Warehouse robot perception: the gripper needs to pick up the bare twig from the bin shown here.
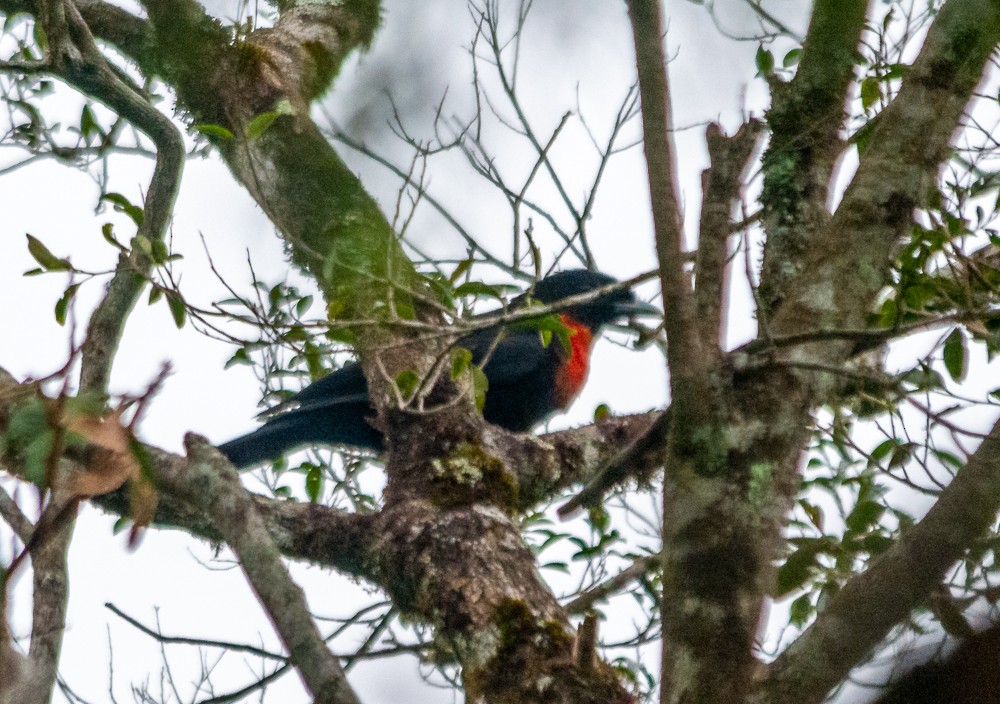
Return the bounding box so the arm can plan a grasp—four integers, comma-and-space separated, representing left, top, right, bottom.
565, 551, 662, 614
105, 602, 288, 662
0, 485, 33, 544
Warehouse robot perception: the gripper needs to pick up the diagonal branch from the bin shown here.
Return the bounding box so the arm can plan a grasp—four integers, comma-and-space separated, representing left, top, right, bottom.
54, 3, 186, 393
180, 436, 359, 704
770, 0, 1000, 363
0, 366, 658, 569
557, 408, 669, 517
752, 414, 1000, 704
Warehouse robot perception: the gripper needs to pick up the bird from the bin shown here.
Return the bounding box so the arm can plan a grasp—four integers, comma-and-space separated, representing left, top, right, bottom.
218, 270, 658, 467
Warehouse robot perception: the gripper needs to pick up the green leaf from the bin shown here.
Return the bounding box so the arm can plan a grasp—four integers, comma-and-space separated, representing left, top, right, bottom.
102, 223, 126, 251
100, 193, 144, 226
423, 272, 457, 309
755, 45, 774, 77
283, 325, 309, 342
799, 499, 823, 531
900, 364, 945, 392
80, 104, 103, 143
782, 48, 802, 68
775, 543, 820, 597
860, 77, 880, 111
850, 118, 879, 156
455, 281, 505, 299
165, 291, 187, 328
451, 347, 473, 380
148, 286, 163, 305
513, 314, 572, 353
225, 347, 253, 369
870, 438, 898, 465
789, 594, 813, 627
888, 442, 913, 469
943, 328, 967, 382
246, 102, 294, 141
192, 123, 235, 140
587, 506, 610, 532
26, 234, 70, 271
862, 534, 893, 555
541, 561, 569, 574
295, 295, 314, 317
246, 112, 279, 140
305, 463, 323, 503
449, 258, 473, 284
150, 238, 169, 264
23, 432, 54, 487
471, 365, 489, 412
134, 235, 153, 257
4, 397, 49, 449
395, 369, 420, 401
845, 500, 884, 533
325, 326, 356, 345
54, 283, 80, 325
593, 403, 610, 421
33, 19, 48, 51
112, 516, 132, 535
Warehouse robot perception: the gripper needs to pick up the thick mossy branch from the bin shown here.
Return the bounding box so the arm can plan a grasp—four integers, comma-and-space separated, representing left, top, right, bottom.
0, 368, 659, 571
758, 0, 869, 318
17, 0, 411, 315
369, 502, 633, 704
771, 0, 1000, 366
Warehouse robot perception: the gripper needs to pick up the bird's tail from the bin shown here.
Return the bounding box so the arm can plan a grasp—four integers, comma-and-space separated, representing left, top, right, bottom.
217, 417, 317, 469
217, 402, 382, 468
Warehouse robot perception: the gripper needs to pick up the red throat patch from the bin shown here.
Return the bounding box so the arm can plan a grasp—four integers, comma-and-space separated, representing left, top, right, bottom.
554, 314, 594, 408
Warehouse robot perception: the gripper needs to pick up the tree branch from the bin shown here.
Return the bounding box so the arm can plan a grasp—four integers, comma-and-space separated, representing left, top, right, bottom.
771, 0, 1000, 362
0, 366, 658, 571
694, 119, 762, 350
564, 551, 661, 615
752, 414, 1000, 704
626, 0, 711, 414
179, 436, 359, 704
758, 0, 870, 317
557, 408, 669, 517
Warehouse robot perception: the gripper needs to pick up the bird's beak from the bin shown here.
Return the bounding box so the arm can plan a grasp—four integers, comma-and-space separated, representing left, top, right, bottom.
612, 300, 660, 319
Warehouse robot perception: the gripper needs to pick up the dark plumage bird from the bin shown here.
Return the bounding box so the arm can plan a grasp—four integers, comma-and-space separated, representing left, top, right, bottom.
219, 270, 657, 467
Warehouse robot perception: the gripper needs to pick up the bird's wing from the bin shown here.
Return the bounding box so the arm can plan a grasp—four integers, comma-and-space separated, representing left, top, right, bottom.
259, 361, 369, 418
221, 363, 379, 467
466, 327, 552, 383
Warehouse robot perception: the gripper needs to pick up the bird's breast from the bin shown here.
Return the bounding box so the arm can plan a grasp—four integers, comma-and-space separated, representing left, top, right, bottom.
553, 315, 594, 408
